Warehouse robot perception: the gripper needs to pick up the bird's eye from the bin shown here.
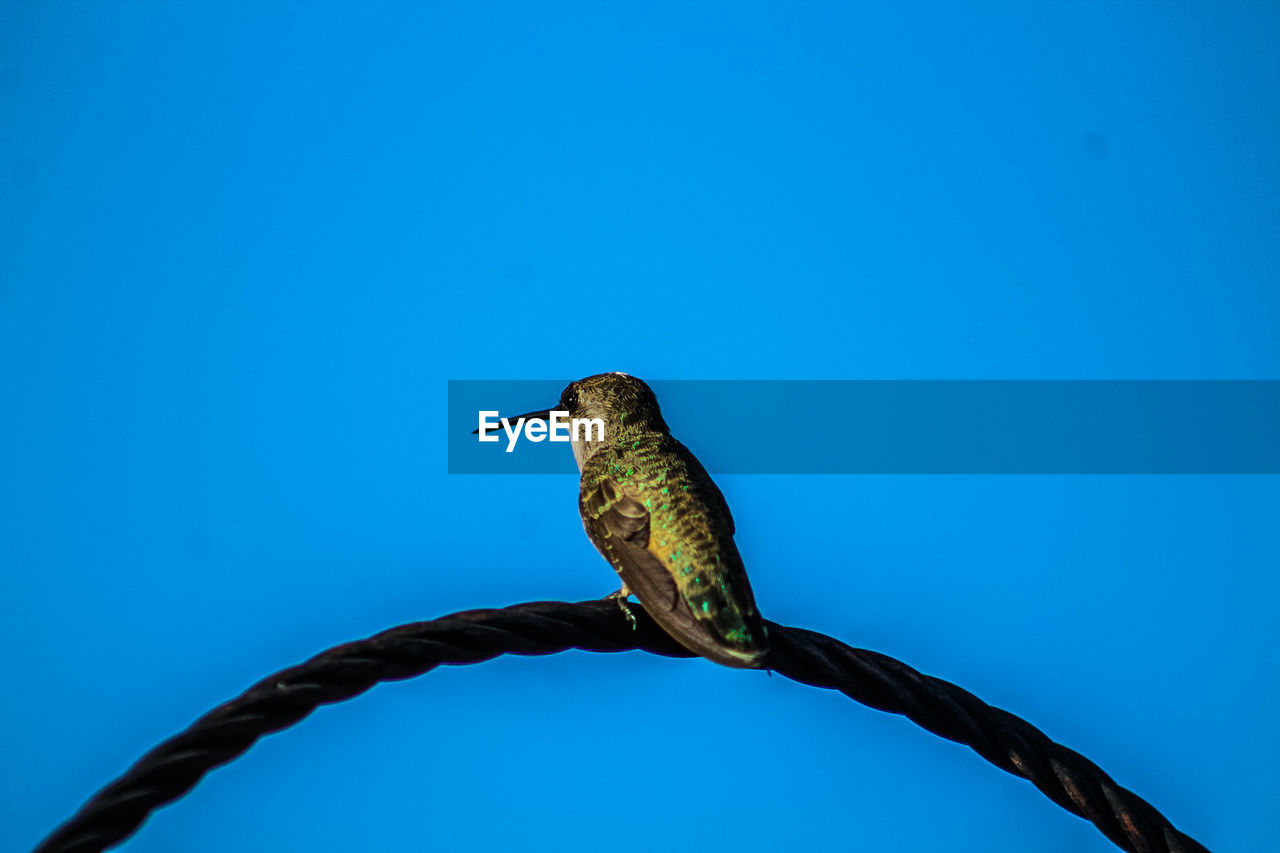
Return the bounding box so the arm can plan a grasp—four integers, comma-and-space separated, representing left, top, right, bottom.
563, 390, 578, 411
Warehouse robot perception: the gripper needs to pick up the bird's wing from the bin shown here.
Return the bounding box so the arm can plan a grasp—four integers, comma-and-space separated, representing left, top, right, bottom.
579, 469, 764, 668
579, 475, 681, 614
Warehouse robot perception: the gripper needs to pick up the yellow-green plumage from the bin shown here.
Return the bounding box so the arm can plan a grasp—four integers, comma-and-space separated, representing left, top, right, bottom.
567, 373, 769, 668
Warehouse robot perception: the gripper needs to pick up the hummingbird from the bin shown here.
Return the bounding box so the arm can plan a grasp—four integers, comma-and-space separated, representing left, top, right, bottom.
487, 372, 769, 669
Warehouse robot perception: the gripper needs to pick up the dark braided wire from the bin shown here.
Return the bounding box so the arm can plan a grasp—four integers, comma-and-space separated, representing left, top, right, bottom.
33, 600, 1209, 853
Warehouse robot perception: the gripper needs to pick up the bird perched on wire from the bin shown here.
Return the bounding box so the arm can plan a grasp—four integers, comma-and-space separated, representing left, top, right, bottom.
486, 372, 769, 668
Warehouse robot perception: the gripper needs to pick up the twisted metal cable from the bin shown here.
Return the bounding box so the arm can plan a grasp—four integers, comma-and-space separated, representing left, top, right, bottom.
34, 600, 1210, 853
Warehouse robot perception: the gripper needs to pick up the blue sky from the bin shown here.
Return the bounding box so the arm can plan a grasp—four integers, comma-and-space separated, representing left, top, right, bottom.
3, 3, 1277, 851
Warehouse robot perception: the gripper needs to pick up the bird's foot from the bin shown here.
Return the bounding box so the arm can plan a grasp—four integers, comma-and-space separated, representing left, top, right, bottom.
604, 587, 637, 630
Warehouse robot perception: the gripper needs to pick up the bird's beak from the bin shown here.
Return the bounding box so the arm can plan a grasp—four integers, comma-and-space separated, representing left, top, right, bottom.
471, 408, 554, 434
